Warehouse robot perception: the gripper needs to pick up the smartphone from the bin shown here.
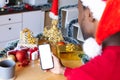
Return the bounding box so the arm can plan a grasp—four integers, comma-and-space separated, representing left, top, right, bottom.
38, 44, 54, 70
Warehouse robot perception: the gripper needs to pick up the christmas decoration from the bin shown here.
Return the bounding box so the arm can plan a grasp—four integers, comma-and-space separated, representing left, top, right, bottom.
28, 47, 39, 60
24, 3, 33, 10
18, 28, 38, 48
43, 0, 64, 43
66, 43, 76, 52
16, 50, 27, 62
49, 0, 58, 20
7, 48, 30, 67
43, 20, 64, 43
57, 41, 65, 46
57, 43, 82, 60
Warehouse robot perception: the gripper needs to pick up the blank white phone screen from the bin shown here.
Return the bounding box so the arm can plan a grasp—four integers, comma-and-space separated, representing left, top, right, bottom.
39, 44, 53, 70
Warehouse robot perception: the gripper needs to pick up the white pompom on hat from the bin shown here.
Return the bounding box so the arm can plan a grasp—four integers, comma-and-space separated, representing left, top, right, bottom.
49, 0, 58, 20
83, 37, 102, 58
81, 0, 106, 21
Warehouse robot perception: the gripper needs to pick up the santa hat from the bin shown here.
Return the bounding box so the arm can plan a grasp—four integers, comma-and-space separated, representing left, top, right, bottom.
49, 0, 58, 20
96, 0, 120, 45
81, 0, 106, 21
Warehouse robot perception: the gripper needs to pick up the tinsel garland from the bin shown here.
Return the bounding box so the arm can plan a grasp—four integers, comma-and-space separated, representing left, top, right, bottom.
0, 33, 80, 56
38, 3, 51, 11
67, 18, 78, 37
0, 40, 19, 57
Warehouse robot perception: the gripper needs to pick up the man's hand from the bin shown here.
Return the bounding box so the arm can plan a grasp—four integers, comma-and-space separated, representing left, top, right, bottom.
50, 54, 66, 74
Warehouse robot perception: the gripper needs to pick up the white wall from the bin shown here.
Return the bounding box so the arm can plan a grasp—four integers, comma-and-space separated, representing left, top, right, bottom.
59, 0, 78, 8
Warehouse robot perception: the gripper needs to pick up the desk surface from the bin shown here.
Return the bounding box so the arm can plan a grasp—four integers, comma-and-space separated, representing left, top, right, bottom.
0, 40, 82, 80
15, 59, 81, 80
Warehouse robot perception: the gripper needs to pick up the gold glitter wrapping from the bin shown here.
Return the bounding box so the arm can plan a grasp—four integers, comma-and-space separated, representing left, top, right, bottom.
43, 20, 64, 44
57, 43, 83, 60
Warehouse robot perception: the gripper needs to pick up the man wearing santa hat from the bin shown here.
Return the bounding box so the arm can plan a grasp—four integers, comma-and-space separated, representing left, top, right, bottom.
48, 0, 120, 80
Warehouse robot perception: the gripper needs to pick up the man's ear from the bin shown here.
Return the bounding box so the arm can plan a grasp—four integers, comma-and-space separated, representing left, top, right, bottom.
84, 8, 94, 22
88, 11, 94, 22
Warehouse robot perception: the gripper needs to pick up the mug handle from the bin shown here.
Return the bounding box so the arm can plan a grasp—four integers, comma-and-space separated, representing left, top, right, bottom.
5, 0, 9, 4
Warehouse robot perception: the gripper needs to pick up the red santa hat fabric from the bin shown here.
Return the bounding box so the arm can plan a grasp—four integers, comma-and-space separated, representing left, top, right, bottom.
81, 0, 106, 21
49, 0, 58, 20
96, 0, 120, 45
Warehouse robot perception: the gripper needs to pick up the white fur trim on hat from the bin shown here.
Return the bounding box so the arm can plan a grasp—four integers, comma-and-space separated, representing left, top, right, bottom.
49, 12, 58, 20
83, 37, 102, 58
81, 0, 106, 21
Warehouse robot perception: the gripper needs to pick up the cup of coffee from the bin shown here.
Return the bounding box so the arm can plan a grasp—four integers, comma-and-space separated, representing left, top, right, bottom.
0, 60, 16, 80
